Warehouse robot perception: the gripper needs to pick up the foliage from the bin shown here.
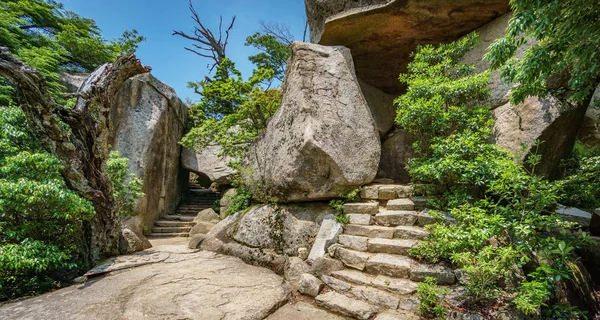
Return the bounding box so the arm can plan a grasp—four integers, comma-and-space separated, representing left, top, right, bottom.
328, 188, 361, 224
400, 36, 591, 316
225, 185, 253, 216
485, 0, 600, 104
106, 151, 144, 216
0, 106, 94, 300
417, 277, 448, 319
557, 142, 600, 211
212, 198, 220, 213
0, 0, 145, 104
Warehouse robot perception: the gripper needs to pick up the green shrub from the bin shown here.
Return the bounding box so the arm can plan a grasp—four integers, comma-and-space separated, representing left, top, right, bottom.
106, 151, 144, 216
226, 186, 253, 216
328, 188, 361, 224
417, 277, 448, 318
212, 198, 221, 213
558, 155, 600, 211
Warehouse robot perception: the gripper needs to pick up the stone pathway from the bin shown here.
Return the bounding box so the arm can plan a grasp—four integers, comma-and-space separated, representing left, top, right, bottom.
0, 239, 297, 320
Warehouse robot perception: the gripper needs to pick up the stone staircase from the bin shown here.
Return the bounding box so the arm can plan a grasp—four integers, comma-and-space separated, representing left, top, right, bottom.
149, 188, 220, 238
314, 184, 455, 320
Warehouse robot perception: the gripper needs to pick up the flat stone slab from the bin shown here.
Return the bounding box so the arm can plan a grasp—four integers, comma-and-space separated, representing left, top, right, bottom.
386, 199, 415, 211
339, 234, 369, 251
267, 302, 346, 320
315, 291, 377, 320
394, 226, 428, 240
331, 269, 417, 295
368, 238, 416, 255
308, 216, 343, 262
344, 202, 379, 214
556, 205, 593, 227
345, 224, 395, 238
85, 251, 170, 276
374, 211, 418, 226
348, 213, 372, 225
335, 247, 372, 270
410, 263, 456, 285
0, 250, 290, 320
365, 254, 413, 278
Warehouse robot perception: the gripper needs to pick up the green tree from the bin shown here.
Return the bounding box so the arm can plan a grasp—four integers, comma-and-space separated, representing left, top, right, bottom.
485, 0, 600, 105
0, 0, 145, 103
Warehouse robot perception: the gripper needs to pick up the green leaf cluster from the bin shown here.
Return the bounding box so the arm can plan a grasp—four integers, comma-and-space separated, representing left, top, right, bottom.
106, 151, 144, 217
485, 0, 600, 104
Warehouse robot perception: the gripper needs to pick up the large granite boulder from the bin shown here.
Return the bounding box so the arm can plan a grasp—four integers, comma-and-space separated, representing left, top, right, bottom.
109, 73, 188, 236
358, 79, 396, 137
202, 203, 334, 259
462, 13, 588, 178
305, 0, 510, 93
242, 42, 380, 202
181, 146, 234, 185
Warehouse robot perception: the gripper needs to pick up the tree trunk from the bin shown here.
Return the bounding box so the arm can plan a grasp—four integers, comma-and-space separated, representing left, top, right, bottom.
0, 47, 150, 265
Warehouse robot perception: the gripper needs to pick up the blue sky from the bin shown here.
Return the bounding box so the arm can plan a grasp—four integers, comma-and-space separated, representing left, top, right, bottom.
62, 0, 307, 101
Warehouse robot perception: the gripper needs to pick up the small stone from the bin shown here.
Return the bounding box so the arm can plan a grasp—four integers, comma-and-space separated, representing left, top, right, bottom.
416, 211, 436, 227
348, 214, 372, 225
73, 276, 87, 284
321, 275, 352, 292
307, 216, 343, 262
298, 273, 324, 297
298, 247, 309, 260
360, 186, 380, 200
285, 257, 311, 284
386, 199, 415, 211
338, 234, 369, 251
410, 263, 456, 285
188, 234, 206, 249
310, 256, 345, 277
327, 243, 341, 257
378, 186, 396, 200
344, 202, 379, 214
335, 247, 371, 270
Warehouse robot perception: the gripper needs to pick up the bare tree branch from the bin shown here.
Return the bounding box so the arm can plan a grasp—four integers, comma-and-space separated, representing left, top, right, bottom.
259, 20, 294, 46
172, 0, 235, 73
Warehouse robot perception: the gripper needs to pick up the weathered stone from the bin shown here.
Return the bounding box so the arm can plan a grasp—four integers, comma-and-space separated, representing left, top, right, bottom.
343, 202, 379, 214
267, 301, 346, 320
416, 211, 436, 227
378, 186, 396, 200
350, 285, 399, 309
307, 215, 343, 261
331, 269, 372, 286
219, 188, 236, 219
345, 224, 395, 239
321, 275, 352, 292
118, 228, 151, 254
310, 256, 345, 277
193, 208, 220, 224
232, 203, 334, 256
335, 247, 371, 270
111, 73, 187, 238
181, 146, 234, 185
348, 214, 372, 225
242, 42, 380, 202
358, 78, 396, 137
394, 226, 428, 240
298, 273, 324, 297
187, 234, 206, 249
394, 185, 413, 198
298, 247, 309, 260
556, 205, 593, 227
386, 199, 414, 211
315, 291, 377, 320
373, 211, 417, 227
338, 234, 369, 252
189, 222, 215, 237
365, 254, 412, 278
377, 128, 414, 184
360, 185, 379, 199
285, 257, 311, 284
410, 264, 456, 285
367, 238, 415, 255
220, 241, 287, 273
59, 71, 89, 93
372, 275, 418, 295
577, 87, 600, 146
0, 249, 290, 320
306, 0, 510, 93
375, 311, 419, 320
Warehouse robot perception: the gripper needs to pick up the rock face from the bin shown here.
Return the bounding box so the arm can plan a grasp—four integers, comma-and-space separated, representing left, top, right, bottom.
358, 79, 396, 137
463, 13, 588, 178
376, 127, 414, 183
109, 73, 188, 236
577, 87, 600, 147
118, 228, 151, 254
305, 0, 510, 93
243, 42, 380, 202
181, 146, 235, 186
59, 72, 89, 93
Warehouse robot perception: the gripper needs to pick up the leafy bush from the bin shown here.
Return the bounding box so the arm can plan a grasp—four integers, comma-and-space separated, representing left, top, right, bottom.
329, 188, 361, 224
225, 186, 253, 216
0, 106, 94, 300
558, 155, 600, 211
417, 277, 448, 318
106, 151, 144, 216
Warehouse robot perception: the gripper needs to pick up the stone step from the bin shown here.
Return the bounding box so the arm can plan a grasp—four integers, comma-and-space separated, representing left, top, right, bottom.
338, 234, 369, 252
148, 232, 189, 238
314, 291, 377, 320
151, 226, 192, 233
343, 202, 379, 214
154, 220, 196, 227
360, 184, 413, 200
348, 214, 372, 225
365, 254, 413, 278
368, 238, 417, 255
322, 275, 400, 309
393, 226, 428, 240
373, 211, 418, 226
344, 224, 395, 239
334, 247, 372, 270
162, 215, 195, 221
386, 199, 414, 211
331, 269, 418, 296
